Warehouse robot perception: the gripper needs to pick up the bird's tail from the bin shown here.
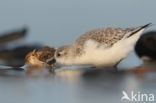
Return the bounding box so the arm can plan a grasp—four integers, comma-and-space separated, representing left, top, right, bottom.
127, 23, 153, 38
141, 23, 153, 28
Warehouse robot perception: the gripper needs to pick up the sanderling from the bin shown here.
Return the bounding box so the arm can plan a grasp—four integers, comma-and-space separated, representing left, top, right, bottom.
25, 46, 56, 69
55, 23, 152, 68
0, 46, 56, 72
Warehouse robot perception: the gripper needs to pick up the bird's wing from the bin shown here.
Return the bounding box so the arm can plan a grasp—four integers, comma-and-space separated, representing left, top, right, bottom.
123, 23, 152, 39
75, 28, 132, 48
75, 23, 152, 48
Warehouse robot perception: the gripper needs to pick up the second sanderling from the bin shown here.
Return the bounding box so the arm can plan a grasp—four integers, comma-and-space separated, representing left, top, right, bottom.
55, 23, 152, 68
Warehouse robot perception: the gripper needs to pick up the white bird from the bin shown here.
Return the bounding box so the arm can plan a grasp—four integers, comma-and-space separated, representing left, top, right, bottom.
55, 23, 152, 68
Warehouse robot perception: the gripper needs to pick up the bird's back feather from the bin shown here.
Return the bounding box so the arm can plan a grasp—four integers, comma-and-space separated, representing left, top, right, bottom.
75, 23, 152, 48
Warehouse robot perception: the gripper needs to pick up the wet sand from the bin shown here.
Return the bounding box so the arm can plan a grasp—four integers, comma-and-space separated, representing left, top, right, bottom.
0, 66, 156, 103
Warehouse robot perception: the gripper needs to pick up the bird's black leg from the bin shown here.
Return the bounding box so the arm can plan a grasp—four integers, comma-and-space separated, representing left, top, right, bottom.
113, 59, 124, 71
49, 68, 54, 72
48, 66, 56, 73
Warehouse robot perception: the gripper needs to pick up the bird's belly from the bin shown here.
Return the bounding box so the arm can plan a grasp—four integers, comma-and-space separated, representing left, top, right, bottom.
89, 48, 127, 67
83, 39, 138, 67
80, 47, 126, 67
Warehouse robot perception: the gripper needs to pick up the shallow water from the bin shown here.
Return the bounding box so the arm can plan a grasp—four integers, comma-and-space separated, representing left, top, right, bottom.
1, 0, 156, 103
0, 68, 156, 103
